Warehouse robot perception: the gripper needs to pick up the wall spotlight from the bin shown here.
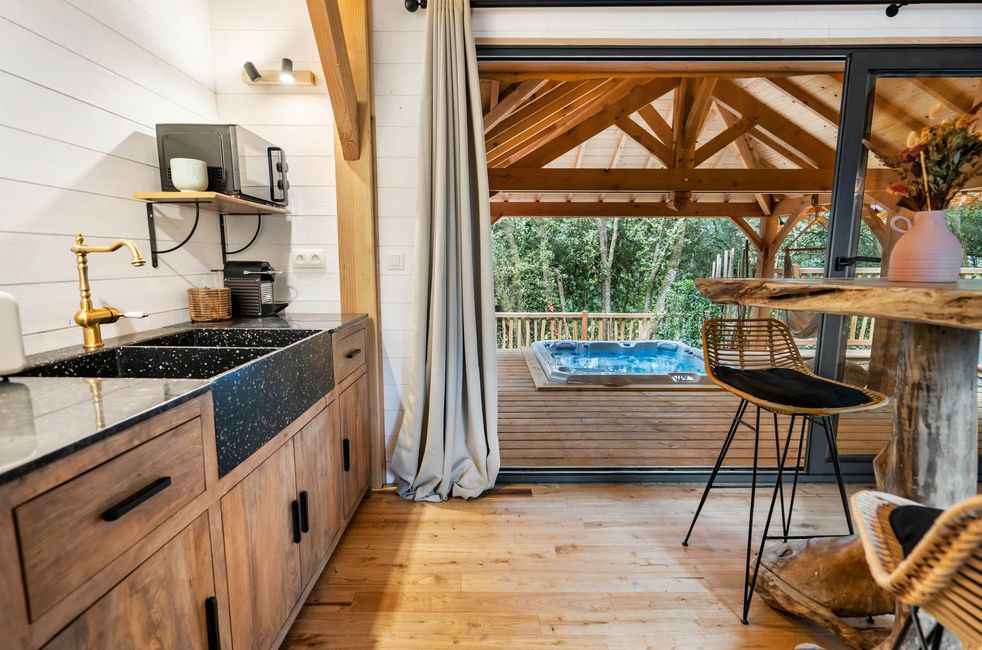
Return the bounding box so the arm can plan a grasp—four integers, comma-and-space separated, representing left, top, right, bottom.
280, 58, 295, 83
243, 61, 262, 83
885, 1, 909, 17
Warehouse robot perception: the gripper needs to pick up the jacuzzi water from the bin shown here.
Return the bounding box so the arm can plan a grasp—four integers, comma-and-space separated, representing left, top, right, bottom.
532, 340, 711, 385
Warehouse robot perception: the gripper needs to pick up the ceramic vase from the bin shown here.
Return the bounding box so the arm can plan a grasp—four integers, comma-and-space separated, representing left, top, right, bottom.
886, 209, 963, 283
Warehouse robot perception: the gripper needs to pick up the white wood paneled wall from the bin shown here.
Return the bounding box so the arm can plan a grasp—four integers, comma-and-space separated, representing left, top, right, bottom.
0, 0, 342, 355
210, 0, 341, 315
0, 0, 222, 354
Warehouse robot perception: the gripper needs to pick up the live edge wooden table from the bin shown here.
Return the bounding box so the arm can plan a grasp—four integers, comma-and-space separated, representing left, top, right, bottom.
695, 277, 982, 649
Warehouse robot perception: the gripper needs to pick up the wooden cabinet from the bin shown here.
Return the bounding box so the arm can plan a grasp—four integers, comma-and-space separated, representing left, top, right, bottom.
295, 402, 344, 585
221, 441, 302, 650
45, 513, 220, 649
339, 371, 371, 519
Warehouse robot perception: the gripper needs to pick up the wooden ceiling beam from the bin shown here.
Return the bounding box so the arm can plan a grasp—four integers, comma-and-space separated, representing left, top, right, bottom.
483, 79, 553, 133
763, 77, 839, 127
487, 80, 596, 141
615, 116, 673, 167
478, 60, 844, 84
912, 77, 974, 114
637, 104, 675, 149
489, 79, 642, 167
486, 81, 612, 163
693, 115, 755, 167
487, 168, 863, 193
511, 77, 679, 168
746, 127, 818, 170
717, 104, 774, 216
714, 79, 836, 168
306, 0, 360, 160
729, 216, 764, 251
490, 201, 766, 218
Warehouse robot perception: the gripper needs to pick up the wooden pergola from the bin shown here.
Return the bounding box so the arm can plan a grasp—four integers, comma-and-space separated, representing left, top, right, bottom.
480, 62, 982, 277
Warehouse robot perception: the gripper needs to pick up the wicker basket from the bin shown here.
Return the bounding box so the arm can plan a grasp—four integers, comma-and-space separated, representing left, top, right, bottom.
187, 287, 232, 322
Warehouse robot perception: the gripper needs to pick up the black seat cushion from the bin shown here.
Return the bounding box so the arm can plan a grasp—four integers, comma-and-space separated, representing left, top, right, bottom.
889, 504, 943, 557
713, 366, 872, 409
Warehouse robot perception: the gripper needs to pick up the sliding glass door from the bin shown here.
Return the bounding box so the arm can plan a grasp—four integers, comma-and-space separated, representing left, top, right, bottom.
809, 48, 982, 479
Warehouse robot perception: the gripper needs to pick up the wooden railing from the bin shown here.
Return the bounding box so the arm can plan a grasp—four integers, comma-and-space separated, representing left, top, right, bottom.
495, 311, 709, 349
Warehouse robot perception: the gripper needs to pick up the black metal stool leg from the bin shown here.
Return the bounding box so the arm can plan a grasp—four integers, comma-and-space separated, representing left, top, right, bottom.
741, 405, 762, 625
910, 607, 931, 650
892, 611, 915, 650
682, 399, 747, 546
783, 415, 808, 540
822, 416, 853, 534
743, 409, 797, 624
772, 412, 789, 540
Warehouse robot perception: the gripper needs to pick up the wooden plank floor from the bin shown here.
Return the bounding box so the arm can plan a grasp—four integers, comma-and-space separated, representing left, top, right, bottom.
499, 349, 982, 467
285, 483, 871, 649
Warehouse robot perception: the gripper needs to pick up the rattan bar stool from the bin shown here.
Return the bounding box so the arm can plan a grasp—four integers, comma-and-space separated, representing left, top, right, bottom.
681, 318, 889, 624
852, 491, 982, 650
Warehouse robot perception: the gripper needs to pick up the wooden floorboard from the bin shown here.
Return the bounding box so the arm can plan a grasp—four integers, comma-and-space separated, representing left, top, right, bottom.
285, 483, 880, 649
497, 349, 982, 467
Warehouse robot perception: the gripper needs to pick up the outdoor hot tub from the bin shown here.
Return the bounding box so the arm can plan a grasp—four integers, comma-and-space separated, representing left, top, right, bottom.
531, 339, 712, 386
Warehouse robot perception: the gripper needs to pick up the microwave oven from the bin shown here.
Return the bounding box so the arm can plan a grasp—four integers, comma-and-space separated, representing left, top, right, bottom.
155, 124, 289, 207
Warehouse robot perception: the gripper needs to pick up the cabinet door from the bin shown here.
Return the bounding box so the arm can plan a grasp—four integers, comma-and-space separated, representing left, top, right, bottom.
221, 441, 302, 650
295, 402, 343, 586
339, 372, 371, 519
46, 513, 221, 649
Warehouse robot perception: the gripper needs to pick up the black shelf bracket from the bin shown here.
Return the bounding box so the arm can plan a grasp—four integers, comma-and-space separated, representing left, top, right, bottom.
144, 200, 269, 268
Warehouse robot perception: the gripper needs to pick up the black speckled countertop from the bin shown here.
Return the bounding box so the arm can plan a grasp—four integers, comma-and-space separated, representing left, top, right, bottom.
0, 313, 366, 485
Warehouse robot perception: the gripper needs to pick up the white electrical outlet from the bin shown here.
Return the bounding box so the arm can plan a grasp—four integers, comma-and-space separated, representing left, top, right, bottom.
385, 252, 405, 271
292, 248, 326, 270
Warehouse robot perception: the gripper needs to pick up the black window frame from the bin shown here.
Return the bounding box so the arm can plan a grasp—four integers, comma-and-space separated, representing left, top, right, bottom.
478, 43, 982, 483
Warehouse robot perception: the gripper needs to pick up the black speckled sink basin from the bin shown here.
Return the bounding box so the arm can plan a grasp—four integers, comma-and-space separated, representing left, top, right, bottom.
18, 346, 275, 380
132, 328, 319, 348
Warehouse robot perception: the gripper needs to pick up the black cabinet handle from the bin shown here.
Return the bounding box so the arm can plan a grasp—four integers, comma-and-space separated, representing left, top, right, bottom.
291, 499, 302, 544
299, 490, 310, 533
342, 438, 351, 471
345, 348, 362, 359
101, 476, 172, 522
205, 596, 221, 650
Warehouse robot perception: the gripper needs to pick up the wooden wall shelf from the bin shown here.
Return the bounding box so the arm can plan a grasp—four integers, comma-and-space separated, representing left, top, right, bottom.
135, 192, 289, 268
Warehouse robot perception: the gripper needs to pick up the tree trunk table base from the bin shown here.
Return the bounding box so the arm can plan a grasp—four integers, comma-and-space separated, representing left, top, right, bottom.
756, 537, 893, 649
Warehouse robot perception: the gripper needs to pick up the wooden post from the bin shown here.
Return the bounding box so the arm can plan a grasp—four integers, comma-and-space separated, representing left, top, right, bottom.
580, 311, 588, 341
875, 323, 979, 507
329, 0, 384, 488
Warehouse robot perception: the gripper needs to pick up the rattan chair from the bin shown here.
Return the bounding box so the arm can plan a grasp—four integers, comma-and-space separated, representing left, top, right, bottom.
852, 490, 982, 650
682, 318, 889, 624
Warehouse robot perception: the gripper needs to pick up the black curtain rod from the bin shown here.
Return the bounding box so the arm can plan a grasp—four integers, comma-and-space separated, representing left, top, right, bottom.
405, 1, 981, 17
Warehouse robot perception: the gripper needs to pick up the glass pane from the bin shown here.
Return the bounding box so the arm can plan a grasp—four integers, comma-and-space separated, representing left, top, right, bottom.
836, 75, 982, 459
484, 62, 846, 469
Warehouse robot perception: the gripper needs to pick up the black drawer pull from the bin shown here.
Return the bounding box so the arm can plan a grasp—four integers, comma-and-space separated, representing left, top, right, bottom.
345, 348, 362, 359
299, 490, 310, 533
101, 476, 172, 522
205, 595, 221, 650
291, 499, 302, 544
342, 438, 351, 471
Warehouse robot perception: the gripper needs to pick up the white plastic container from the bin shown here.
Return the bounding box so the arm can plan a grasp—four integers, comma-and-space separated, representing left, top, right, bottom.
0, 292, 27, 376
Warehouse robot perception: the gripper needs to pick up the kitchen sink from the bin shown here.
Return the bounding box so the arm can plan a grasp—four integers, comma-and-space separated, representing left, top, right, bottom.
132, 328, 319, 348
17, 346, 275, 380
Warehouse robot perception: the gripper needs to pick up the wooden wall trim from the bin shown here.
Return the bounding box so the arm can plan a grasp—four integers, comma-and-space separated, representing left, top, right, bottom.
331, 0, 385, 489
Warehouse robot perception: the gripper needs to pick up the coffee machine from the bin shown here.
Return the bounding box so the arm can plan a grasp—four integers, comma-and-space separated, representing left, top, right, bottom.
222, 261, 288, 317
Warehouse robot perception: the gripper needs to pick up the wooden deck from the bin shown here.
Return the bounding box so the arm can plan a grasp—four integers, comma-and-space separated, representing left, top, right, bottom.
286, 483, 866, 649
498, 349, 982, 468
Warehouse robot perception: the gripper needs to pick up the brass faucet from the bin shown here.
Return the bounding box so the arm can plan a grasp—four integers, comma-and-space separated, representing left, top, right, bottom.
71, 234, 149, 350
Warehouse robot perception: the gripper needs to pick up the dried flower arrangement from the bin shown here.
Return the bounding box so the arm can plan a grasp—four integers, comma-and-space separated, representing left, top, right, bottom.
864, 102, 982, 212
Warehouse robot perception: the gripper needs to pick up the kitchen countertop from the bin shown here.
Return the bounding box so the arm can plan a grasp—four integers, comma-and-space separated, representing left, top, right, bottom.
0, 313, 366, 485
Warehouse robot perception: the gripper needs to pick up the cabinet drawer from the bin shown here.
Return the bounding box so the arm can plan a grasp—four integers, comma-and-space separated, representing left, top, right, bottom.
16, 417, 206, 620
333, 326, 366, 384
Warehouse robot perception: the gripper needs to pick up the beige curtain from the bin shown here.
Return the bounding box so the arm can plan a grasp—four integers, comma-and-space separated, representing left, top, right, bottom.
390, 0, 499, 501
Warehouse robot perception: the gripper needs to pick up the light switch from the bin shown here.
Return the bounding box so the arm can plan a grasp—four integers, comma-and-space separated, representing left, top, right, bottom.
385, 252, 405, 271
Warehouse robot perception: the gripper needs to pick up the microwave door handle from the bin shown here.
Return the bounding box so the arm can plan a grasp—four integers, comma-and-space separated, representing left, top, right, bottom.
267, 146, 284, 202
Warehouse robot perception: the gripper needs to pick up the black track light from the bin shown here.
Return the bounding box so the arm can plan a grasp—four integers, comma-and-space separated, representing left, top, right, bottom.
405, 0, 427, 12
280, 58, 294, 83
243, 61, 261, 83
